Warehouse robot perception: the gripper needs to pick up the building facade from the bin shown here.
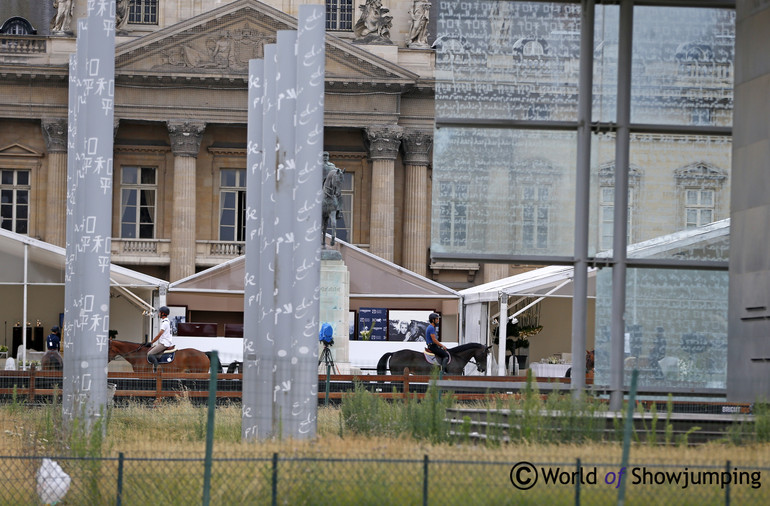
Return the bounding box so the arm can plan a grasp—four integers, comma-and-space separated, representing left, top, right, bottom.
0, 0, 449, 284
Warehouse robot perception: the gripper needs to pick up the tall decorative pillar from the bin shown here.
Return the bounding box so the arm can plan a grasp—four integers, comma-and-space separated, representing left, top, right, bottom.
401, 130, 432, 276
41, 118, 68, 247
167, 120, 205, 281
365, 125, 403, 262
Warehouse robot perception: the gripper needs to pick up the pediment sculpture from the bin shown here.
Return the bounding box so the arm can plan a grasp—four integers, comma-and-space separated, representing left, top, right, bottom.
354, 0, 393, 45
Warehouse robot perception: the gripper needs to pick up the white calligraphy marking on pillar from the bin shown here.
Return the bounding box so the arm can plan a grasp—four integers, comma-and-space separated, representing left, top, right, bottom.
86, 216, 97, 234
81, 373, 92, 391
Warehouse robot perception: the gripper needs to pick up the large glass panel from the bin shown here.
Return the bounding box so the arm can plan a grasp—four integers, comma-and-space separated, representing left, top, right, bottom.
435, 1, 582, 122
594, 267, 727, 390
594, 6, 734, 126
431, 127, 576, 258
590, 134, 731, 260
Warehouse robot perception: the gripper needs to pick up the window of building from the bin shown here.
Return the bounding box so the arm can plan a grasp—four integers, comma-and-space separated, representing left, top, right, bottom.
675, 161, 726, 230
129, 0, 158, 25
599, 186, 634, 251
685, 189, 714, 228
337, 171, 354, 242
326, 0, 354, 31
219, 169, 246, 242
120, 166, 156, 239
521, 184, 550, 250
438, 181, 468, 247
0, 17, 36, 35
0, 169, 30, 234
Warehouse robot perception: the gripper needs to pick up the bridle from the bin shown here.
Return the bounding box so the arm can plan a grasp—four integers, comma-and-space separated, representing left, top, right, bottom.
456, 345, 489, 373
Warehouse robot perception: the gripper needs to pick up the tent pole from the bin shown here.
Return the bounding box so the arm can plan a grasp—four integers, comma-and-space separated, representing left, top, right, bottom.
22, 243, 28, 371
498, 293, 508, 376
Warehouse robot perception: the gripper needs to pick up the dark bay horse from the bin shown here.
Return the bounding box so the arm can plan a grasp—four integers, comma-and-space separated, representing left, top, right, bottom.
377, 343, 491, 375
41, 351, 63, 371
108, 339, 210, 373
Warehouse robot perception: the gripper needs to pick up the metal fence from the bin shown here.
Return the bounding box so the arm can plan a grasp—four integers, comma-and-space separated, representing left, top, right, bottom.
1, 453, 768, 505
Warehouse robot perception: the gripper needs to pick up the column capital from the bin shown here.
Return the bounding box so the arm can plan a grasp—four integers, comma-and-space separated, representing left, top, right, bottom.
401, 130, 433, 165
167, 120, 206, 157
41, 118, 68, 153
364, 125, 403, 160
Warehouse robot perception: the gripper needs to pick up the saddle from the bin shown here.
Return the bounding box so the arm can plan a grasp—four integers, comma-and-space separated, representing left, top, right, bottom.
147, 347, 176, 365
423, 348, 451, 366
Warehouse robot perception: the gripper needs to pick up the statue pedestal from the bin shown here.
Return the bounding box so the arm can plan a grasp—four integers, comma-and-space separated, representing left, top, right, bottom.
319, 249, 351, 373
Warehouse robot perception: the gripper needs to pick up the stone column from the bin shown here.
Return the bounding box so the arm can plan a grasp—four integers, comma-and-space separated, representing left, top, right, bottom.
167, 120, 205, 281
41, 118, 68, 247
401, 130, 432, 276
365, 125, 403, 262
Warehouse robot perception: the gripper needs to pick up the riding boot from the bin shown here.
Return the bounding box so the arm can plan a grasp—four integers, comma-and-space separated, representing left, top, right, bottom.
440, 356, 449, 374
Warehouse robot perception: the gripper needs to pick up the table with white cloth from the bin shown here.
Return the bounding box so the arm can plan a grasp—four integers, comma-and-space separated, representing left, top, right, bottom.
529, 362, 571, 378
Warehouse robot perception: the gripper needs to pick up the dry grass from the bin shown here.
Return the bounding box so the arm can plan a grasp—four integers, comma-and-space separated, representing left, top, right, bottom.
2, 399, 769, 505
1, 399, 768, 468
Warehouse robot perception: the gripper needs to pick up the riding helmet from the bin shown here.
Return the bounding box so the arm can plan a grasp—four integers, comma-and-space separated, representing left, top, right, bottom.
159, 306, 170, 316
429, 312, 440, 321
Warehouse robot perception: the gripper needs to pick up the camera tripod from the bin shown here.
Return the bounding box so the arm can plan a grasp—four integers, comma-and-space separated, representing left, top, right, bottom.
318, 342, 340, 375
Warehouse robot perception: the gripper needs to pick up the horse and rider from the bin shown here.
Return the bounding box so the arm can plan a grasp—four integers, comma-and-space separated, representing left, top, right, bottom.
377, 312, 492, 375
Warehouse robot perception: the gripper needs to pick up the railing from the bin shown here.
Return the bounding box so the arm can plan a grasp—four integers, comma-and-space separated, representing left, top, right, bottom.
110, 238, 170, 264
0, 369, 564, 403
0, 36, 46, 54
202, 240, 245, 256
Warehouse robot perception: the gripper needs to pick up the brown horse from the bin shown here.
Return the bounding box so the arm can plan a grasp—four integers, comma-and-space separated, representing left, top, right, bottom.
41, 350, 63, 371
108, 339, 210, 373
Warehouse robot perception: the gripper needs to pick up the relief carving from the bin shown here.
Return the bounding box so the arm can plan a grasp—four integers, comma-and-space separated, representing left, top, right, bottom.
158, 30, 270, 72
41, 118, 68, 153
365, 125, 403, 160
167, 120, 206, 157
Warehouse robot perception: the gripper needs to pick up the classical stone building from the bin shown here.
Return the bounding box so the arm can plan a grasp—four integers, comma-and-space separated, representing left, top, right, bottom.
0, 0, 450, 284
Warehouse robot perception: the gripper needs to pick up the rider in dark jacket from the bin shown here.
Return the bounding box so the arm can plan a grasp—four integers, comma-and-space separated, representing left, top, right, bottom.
425, 313, 449, 372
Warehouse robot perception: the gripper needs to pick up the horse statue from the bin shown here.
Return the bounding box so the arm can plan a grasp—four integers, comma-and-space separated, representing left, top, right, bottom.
41, 350, 63, 371
108, 339, 210, 373
322, 165, 344, 247
377, 342, 491, 375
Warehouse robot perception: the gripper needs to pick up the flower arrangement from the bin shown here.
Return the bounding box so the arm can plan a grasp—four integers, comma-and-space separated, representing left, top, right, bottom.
0, 345, 8, 353
359, 325, 372, 341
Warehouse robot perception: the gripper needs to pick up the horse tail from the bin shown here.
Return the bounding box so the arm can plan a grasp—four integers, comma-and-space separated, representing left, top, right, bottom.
204, 351, 222, 373
376, 352, 393, 375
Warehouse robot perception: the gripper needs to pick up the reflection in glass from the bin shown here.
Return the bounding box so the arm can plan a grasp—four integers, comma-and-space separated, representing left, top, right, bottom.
594, 6, 734, 126
594, 267, 727, 390
435, 1, 582, 122
432, 128, 576, 257
590, 134, 731, 257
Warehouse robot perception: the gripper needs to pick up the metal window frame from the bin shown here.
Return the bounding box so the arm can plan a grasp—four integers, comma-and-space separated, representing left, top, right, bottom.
432, 0, 735, 406
325, 0, 354, 31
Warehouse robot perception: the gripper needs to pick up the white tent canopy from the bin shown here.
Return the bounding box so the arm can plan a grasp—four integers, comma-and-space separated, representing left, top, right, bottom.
0, 228, 167, 362
458, 219, 730, 374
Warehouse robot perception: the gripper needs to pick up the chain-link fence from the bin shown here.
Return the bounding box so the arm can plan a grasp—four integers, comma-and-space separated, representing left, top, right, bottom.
1, 453, 768, 505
